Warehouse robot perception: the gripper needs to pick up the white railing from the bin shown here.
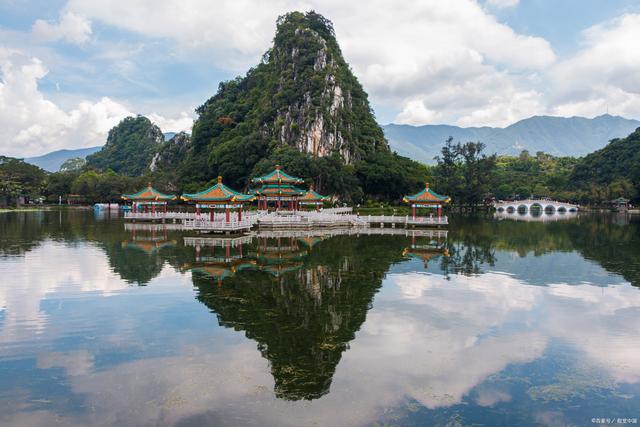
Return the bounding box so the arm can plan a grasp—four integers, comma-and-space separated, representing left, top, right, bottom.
363, 215, 448, 225
320, 207, 352, 214
124, 211, 195, 220
183, 218, 254, 231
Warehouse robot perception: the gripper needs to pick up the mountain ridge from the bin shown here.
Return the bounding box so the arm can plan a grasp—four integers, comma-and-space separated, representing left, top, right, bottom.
384, 114, 640, 163
22, 114, 640, 172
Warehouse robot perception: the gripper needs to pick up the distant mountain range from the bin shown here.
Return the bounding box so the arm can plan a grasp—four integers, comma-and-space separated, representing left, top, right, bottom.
20, 115, 640, 171
24, 146, 102, 172
383, 114, 640, 164
23, 133, 177, 171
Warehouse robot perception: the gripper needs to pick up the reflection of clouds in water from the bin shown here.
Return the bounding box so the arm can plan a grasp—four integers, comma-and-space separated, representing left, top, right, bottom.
37, 350, 94, 376
1, 260, 639, 426
474, 386, 512, 407
1, 273, 550, 426
543, 284, 640, 383
0, 242, 125, 343
0, 241, 185, 346
392, 272, 640, 385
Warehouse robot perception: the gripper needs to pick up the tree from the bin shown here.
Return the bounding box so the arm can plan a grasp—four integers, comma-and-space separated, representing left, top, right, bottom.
433, 139, 496, 206
0, 156, 46, 206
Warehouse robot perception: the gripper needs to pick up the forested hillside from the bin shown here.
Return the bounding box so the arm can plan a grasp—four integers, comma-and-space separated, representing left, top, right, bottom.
175, 11, 426, 200
87, 116, 164, 176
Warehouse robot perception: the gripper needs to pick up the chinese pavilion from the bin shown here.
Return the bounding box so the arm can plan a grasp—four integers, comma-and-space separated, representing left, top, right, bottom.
298, 189, 328, 211
403, 182, 451, 218
251, 165, 305, 211
121, 183, 176, 214
181, 176, 255, 222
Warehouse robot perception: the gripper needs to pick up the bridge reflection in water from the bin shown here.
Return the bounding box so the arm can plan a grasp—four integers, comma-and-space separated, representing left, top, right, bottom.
494, 210, 579, 222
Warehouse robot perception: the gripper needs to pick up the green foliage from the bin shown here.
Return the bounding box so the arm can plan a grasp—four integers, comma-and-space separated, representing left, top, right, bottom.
355, 151, 429, 201
179, 11, 404, 200
69, 170, 145, 203
432, 139, 496, 205
571, 127, 640, 203
87, 116, 163, 176
491, 151, 579, 200
0, 156, 46, 206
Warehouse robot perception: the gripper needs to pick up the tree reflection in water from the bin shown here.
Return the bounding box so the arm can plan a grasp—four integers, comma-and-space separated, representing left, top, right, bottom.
191, 234, 440, 400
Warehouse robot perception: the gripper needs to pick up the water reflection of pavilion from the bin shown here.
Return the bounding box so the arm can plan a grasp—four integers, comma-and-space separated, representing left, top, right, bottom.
187, 231, 418, 401
403, 232, 449, 267
121, 223, 176, 254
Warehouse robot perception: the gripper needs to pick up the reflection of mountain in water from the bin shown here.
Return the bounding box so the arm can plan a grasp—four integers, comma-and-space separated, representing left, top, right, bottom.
192, 235, 410, 400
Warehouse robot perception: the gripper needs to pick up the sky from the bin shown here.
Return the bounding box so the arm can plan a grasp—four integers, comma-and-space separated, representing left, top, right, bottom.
1, 0, 639, 157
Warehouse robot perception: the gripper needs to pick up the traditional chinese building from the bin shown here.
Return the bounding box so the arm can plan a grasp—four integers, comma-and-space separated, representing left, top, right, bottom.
121, 183, 176, 214
181, 176, 255, 222
298, 189, 329, 211
251, 165, 305, 211
403, 182, 451, 218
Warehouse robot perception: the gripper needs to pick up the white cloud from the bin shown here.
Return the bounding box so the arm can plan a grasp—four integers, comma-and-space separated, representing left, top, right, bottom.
32, 11, 92, 45
550, 13, 640, 119
148, 111, 194, 133
5, 0, 639, 155
0, 49, 194, 157
485, 0, 519, 9
61, 0, 555, 127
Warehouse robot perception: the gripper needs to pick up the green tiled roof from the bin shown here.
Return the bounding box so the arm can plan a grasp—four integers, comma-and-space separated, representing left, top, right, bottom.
251, 165, 304, 184
403, 183, 450, 204
122, 184, 176, 201
181, 176, 255, 203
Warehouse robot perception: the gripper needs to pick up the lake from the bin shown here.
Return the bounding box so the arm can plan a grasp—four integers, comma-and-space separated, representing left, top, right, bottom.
1, 210, 639, 426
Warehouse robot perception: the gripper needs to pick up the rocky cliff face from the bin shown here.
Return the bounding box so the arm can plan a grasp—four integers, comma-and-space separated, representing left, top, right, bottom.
267, 12, 387, 163
183, 11, 388, 189
149, 131, 190, 172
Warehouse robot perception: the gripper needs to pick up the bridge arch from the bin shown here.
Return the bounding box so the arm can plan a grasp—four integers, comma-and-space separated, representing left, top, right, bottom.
545, 204, 556, 213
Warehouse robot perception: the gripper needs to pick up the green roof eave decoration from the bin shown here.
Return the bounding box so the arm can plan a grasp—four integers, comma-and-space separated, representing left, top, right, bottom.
299, 189, 328, 203
252, 184, 306, 196
181, 176, 256, 203
122, 183, 177, 201
251, 165, 304, 184
402, 183, 451, 204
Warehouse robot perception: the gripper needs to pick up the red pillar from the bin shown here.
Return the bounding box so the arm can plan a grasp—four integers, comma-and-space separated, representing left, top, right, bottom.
437, 206, 442, 218
210, 209, 214, 221
196, 205, 200, 218
238, 205, 242, 221
277, 198, 281, 210
316, 204, 320, 212
163, 204, 167, 214
412, 205, 416, 219
225, 205, 230, 223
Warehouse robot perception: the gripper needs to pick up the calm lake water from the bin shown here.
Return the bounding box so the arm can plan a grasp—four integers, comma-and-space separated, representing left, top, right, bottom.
1, 210, 639, 426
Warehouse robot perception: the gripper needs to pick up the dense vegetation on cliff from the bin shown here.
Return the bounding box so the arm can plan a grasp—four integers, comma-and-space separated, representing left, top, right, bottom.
570, 127, 640, 201
87, 116, 164, 176
177, 11, 426, 200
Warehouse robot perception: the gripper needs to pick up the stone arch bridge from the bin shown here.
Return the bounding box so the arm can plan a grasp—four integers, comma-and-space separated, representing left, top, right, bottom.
494, 199, 579, 213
